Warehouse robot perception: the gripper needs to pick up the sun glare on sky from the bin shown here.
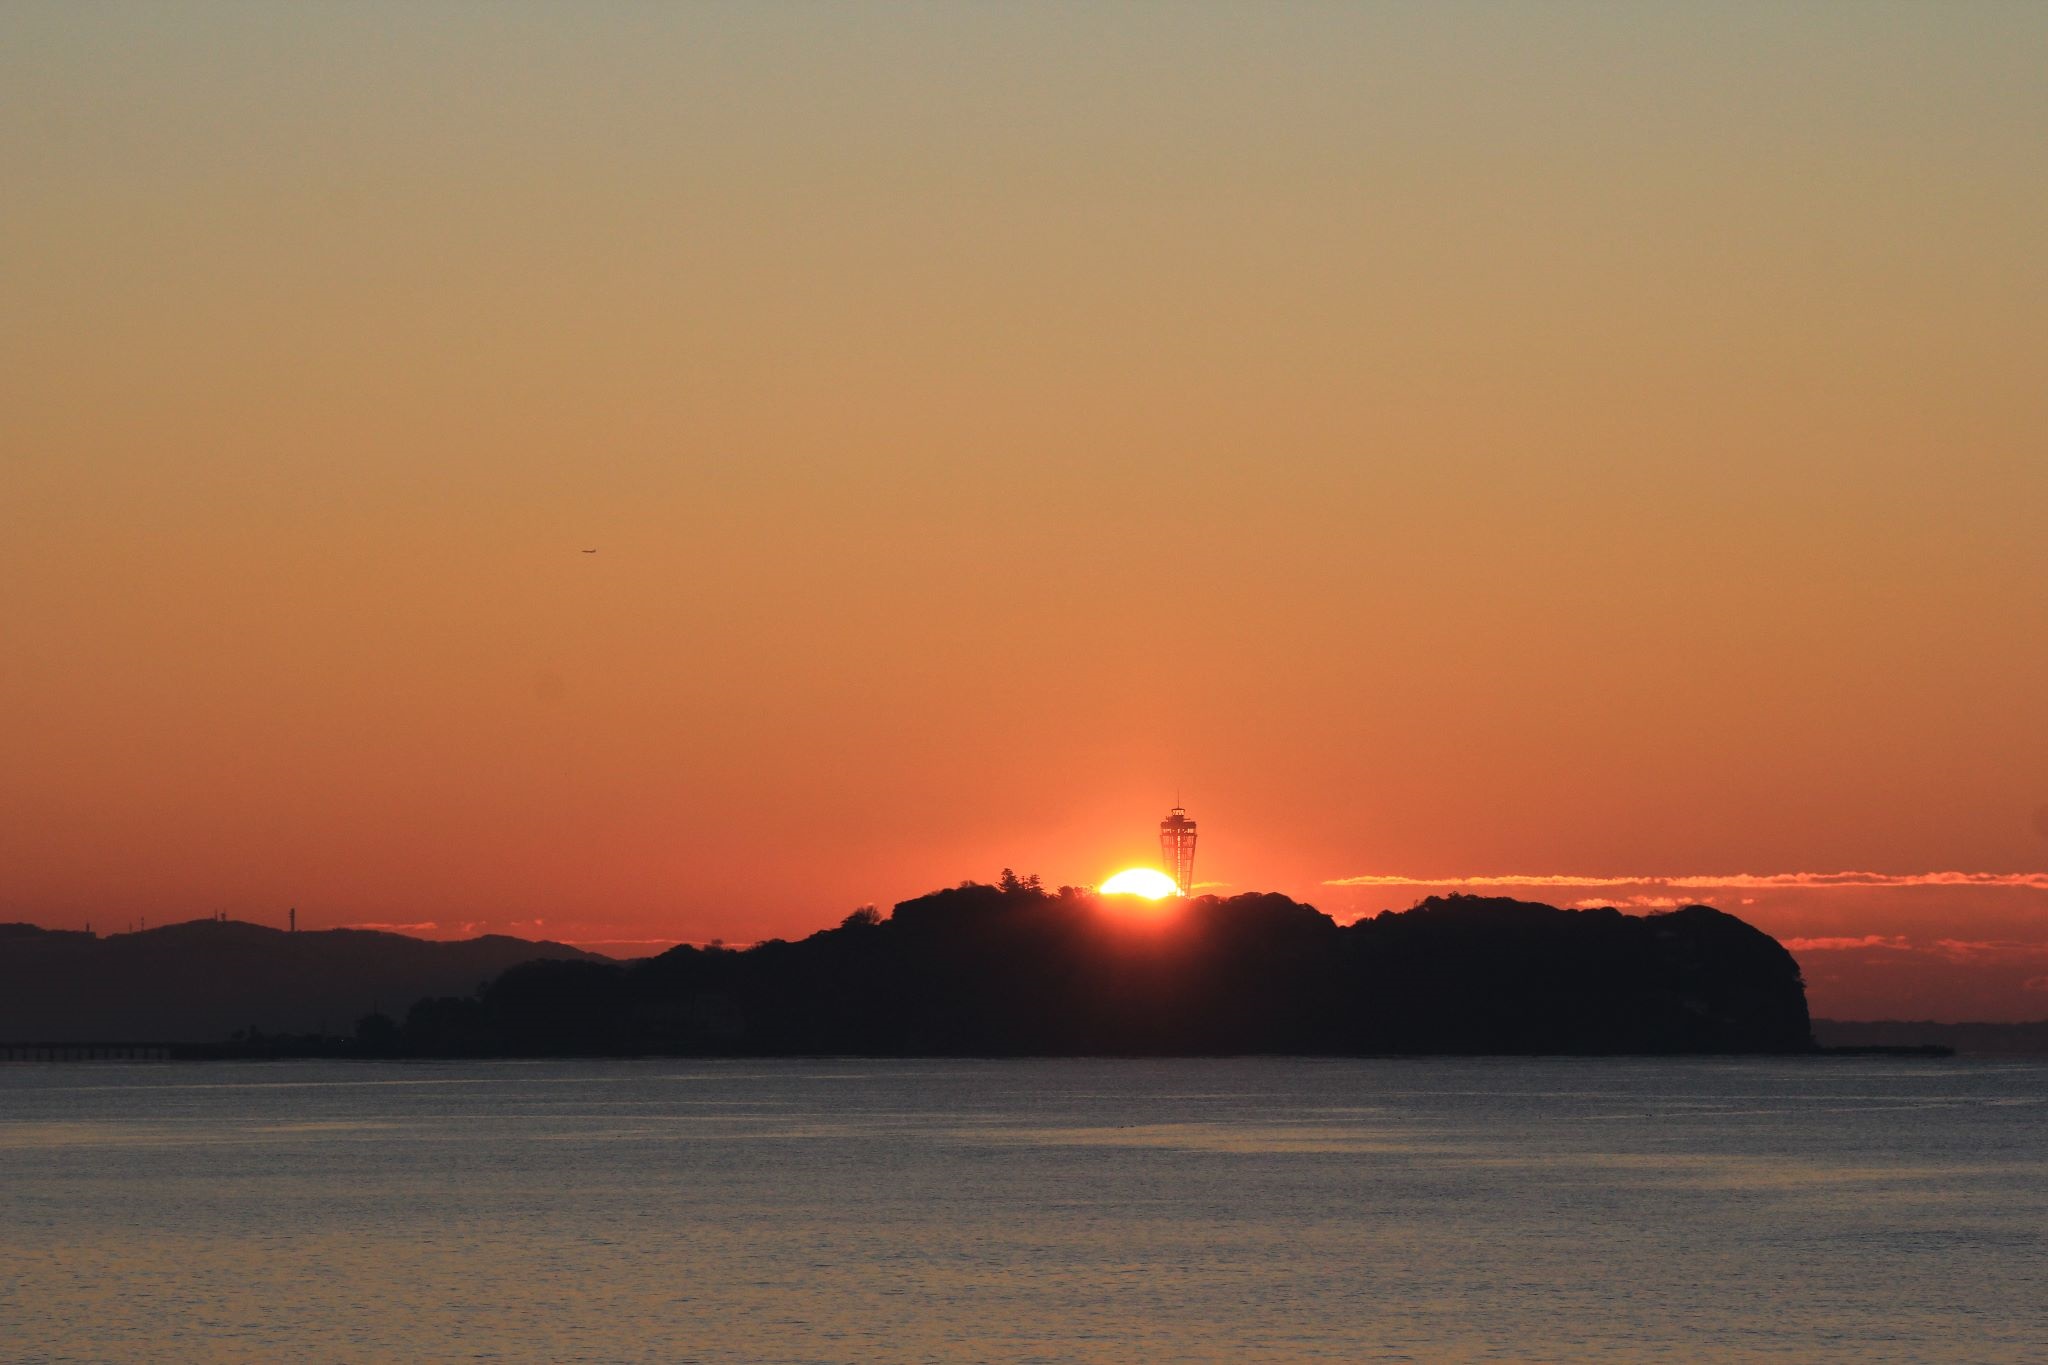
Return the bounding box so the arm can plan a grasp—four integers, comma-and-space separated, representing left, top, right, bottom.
1099, 868, 1179, 899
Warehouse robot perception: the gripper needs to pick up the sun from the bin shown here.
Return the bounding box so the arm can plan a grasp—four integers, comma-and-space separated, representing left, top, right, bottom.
1099, 868, 1180, 899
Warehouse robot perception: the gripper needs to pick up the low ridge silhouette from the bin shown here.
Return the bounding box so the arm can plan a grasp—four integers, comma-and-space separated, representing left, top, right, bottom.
0, 920, 603, 1044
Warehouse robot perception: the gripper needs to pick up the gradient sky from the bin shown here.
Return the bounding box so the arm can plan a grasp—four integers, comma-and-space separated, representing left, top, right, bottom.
4, 4, 2046, 1019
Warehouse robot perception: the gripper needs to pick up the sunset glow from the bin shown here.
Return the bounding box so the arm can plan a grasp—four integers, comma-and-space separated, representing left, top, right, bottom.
1099, 869, 1180, 900
7, 9, 2047, 1364
2, 4, 2045, 1022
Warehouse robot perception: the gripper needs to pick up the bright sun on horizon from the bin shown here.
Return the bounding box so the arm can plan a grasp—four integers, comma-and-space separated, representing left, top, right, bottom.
1099, 868, 1180, 899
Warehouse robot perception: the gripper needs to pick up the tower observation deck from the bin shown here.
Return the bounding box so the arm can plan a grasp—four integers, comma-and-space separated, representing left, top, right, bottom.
1159, 805, 1198, 896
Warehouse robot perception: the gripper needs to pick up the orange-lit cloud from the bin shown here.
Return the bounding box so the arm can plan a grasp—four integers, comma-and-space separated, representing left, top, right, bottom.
1571, 896, 1685, 909
1780, 935, 1914, 952
1328, 872, 2048, 891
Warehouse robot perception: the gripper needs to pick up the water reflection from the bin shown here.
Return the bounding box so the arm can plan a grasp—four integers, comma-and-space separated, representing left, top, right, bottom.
2, 1058, 2044, 1361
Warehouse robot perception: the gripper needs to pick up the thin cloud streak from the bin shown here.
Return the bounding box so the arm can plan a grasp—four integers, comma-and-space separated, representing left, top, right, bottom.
1931, 939, 2048, 964
1325, 871, 2048, 891
337, 920, 493, 937
1572, 896, 1684, 910
1766, 935, 2048, 963
1780, 935, 1915, 952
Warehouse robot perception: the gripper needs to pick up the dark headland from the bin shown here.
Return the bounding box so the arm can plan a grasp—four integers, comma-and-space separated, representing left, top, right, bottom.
8, 886, 1835, 1056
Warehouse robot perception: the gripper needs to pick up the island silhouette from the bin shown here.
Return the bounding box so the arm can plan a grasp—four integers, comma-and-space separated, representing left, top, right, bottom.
382, 882, 1814, 1057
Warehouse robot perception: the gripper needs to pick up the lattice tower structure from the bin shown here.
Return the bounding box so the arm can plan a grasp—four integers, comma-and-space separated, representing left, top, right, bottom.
1158, 805, 1198, 896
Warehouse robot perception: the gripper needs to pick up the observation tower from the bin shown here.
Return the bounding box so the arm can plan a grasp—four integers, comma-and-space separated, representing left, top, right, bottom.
1159, 804, 1198, 896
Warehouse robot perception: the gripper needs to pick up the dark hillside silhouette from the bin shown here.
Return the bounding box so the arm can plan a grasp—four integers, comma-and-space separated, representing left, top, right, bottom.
394, 887, 1813, 1057
0, 920, 604, 1043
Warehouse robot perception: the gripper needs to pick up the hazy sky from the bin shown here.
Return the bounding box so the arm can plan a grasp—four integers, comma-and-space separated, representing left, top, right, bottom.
4, 4, 2045, 1018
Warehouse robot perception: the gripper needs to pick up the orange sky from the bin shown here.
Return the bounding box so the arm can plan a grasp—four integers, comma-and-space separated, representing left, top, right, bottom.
4, 5, 2046, 1019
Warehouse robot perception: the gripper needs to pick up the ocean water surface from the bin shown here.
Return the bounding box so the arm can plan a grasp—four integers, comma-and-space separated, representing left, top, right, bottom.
2, 1057, 2043, 1361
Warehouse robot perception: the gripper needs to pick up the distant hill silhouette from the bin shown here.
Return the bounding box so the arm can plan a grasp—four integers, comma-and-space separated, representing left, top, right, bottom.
1813, 1018, 2048, 1056
0, 920, 604, 1043
387, 887, 1813, 1057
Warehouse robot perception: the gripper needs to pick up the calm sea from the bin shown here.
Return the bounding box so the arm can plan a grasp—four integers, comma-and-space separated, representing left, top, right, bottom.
2, 1058, 2043, 1362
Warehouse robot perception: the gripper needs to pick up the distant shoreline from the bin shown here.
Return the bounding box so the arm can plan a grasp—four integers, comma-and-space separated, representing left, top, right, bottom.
1, 1043, 1966, 1063
1811, 1018, 2048, 1057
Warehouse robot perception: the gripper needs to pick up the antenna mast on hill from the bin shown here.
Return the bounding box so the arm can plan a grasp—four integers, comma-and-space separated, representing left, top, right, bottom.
1159, 802, 1198, 896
